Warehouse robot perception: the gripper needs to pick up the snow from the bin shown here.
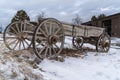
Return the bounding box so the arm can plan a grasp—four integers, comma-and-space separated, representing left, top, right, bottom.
0, 34, 120, 80
38, 37, 120, 80
39, 48, 120, 80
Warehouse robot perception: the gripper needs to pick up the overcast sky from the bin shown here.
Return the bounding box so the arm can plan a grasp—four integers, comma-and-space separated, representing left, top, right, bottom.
0, 0, 120, 29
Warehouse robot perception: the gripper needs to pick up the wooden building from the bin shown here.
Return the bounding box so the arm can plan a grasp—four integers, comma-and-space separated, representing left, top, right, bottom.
82, 13, 120, 37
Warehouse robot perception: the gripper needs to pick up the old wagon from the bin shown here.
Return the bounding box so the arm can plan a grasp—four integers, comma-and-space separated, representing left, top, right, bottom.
3, 18, 111, 59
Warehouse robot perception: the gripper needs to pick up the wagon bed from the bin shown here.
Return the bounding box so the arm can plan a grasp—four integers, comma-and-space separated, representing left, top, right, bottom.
62, 22, 104, 37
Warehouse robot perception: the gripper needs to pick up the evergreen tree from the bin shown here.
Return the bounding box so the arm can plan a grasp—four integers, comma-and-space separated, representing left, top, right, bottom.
91, 14, 106, 21
11, 10, 30, 23
91, 15, 97, 21
98, 14, 106, 19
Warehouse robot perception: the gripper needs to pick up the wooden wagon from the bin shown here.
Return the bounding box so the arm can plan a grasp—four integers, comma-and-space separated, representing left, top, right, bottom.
3, 18, 111, 59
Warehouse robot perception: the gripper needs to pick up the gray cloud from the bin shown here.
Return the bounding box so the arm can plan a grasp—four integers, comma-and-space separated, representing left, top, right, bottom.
0, 0, 120, 29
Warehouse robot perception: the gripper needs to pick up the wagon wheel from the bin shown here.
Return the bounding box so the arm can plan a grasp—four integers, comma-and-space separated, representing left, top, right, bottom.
33, 18, 64, 59
72, 36, 84, 49
3, 21, 34, 51
96, 33, 111, 52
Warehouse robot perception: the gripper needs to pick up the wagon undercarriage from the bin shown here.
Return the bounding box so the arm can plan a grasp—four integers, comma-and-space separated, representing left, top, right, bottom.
3, 18, 111, 59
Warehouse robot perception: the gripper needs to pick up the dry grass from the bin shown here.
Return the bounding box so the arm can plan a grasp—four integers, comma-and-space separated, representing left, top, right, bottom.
0, 42, 10, 53
60, 47, 96, 57
0, 50, 44, 80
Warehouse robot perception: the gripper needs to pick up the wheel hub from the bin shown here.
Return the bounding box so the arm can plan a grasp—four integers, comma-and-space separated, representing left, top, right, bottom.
48, 35, 58, 45
76, 37, 83, 43
76, 38, 81, 43
103, 42, 109, 48
17, 33, 25, 41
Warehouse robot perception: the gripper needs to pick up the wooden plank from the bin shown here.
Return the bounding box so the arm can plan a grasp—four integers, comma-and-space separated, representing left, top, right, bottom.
62, 22, 105, 37
62, 24, 73, 36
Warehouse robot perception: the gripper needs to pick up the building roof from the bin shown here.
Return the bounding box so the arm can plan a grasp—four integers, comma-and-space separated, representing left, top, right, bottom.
82, 13, 120, 24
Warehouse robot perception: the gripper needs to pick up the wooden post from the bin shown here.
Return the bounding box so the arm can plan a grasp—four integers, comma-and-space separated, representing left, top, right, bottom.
72, 25, 75, 37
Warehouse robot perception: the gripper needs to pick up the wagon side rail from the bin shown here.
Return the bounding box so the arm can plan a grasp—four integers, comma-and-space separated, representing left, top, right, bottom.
62, 22, 105, 38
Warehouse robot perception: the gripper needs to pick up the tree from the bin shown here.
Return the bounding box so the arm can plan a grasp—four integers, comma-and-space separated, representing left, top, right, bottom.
37, 12, 46, 23
11, 10, 30, 23
72, 14, 82, 25
91, 14, 106, 21
91, 15, 97, 21
98, 14, 106, 19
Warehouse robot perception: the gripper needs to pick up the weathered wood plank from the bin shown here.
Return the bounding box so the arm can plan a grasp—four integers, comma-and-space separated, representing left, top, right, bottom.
62, 22, 105, 37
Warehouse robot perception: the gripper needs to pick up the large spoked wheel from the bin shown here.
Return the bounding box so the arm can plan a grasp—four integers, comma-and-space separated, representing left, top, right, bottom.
33, 18, 65, 59
3, 21, 34, 51
96, 33, 111, 52
72, 36, 84, 49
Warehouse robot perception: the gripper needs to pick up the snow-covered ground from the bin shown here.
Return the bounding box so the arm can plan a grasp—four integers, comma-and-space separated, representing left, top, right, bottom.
40, 49, 120, 80
0, 34, 120, 80
39, 37, 120, 80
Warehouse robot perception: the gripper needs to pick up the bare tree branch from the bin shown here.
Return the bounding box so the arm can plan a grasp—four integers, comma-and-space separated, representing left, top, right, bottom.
72, 14, 82, 25
37, 12, 46, 23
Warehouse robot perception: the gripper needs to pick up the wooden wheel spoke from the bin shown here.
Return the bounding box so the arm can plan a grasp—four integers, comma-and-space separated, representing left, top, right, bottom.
104, 47, 107, 51
19, 41, 21, 50
23, 22, 26, 31
13, 40, 19, 50
52, 45, 57, 54
27, 22, 34, 27
36, 34, 47, 41
16, 24, 20, 33
38, 45, 46, 55
49, 23, 52, 34
44, 46, 49, 58
59, 34, 64, 37
7, 32, 16, 35
48, 46, 52, 57
39, 28, 48, 37
54, 44, 60, 49
100, 38, 104, 42
36, 41, 46, 47
24, 40, 30, 46
39, 37, 46, 41
52, 24, 55, 34
7, 39, 17, 45
20, 23, 23, 32
44, 23, 49, 35
11, 26, 18, 34
53, 23, 59, 33
22, 41, 26, 49
77, 43, 80, 48
54, 28, 61, 35
104, 37, 109, 42
6, 37, 17, 39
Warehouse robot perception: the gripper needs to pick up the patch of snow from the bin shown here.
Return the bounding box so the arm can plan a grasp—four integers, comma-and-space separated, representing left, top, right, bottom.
83, 43, 96, 49
111, 37, 120, 44
64, 36, 73, 48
